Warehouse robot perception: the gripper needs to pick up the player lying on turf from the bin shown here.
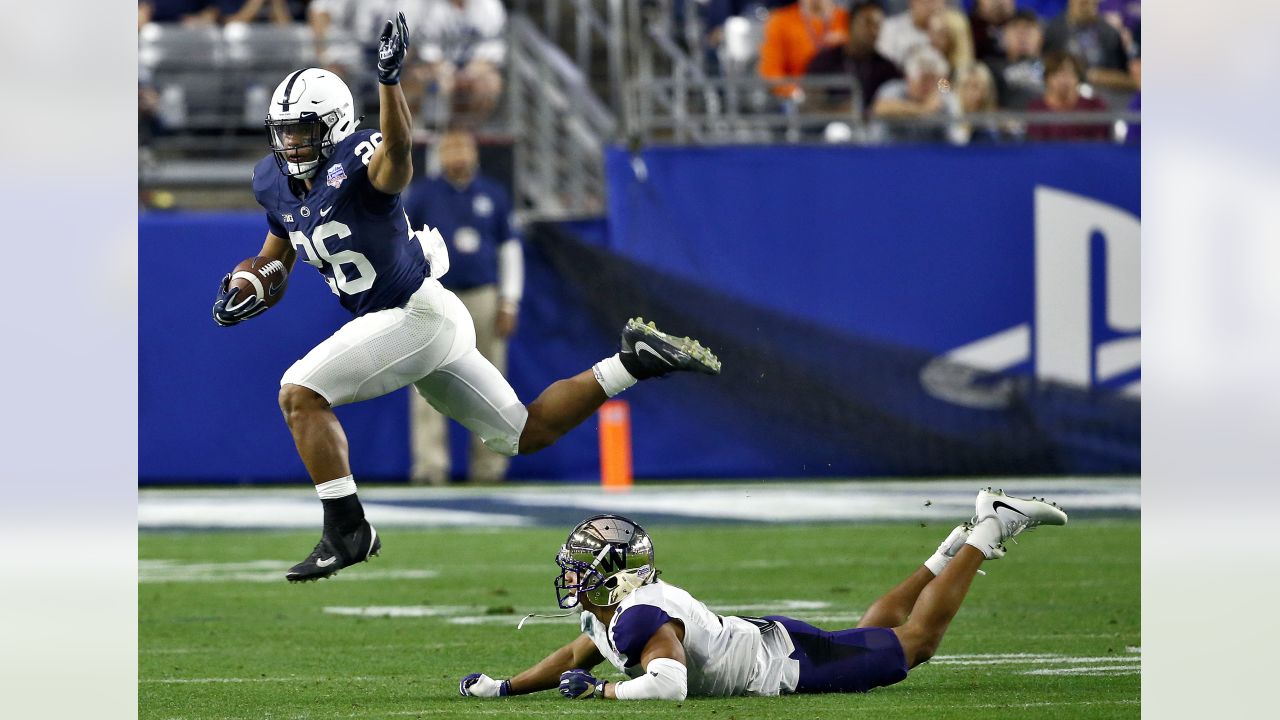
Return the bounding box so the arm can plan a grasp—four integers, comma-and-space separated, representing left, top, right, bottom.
209, 11, 721, 583
459, 488, 1067, 700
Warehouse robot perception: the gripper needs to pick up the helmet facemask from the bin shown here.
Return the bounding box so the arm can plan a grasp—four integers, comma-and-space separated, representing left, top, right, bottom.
553, 515, 657, 610
266, 110, 339, 180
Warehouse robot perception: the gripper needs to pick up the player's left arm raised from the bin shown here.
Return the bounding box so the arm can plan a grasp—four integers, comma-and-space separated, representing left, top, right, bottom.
367, 11, 414, 195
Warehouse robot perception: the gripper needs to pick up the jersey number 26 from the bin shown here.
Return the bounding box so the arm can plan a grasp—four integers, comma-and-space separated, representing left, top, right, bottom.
289, 220, 376, 296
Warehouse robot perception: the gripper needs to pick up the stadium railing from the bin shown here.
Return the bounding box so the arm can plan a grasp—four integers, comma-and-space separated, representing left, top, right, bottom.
508, 13, 616, 220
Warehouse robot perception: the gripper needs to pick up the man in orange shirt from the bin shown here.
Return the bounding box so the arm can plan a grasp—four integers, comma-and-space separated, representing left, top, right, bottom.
758, 0, 849, 100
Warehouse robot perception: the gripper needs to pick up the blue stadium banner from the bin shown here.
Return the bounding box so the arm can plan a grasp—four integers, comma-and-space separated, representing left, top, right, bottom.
140, 144, 1138, 484
604, 144, 1140, 401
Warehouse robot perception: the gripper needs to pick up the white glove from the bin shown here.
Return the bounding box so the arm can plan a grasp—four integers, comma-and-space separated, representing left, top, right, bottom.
459, 673, 510, 698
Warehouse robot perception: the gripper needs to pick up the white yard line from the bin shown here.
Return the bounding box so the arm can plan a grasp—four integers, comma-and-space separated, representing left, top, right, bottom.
932, 655, 1139, 666
1024, 665, 1142, 676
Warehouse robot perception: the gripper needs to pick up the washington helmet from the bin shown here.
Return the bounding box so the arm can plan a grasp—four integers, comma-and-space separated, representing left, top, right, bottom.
554, 514, 657, 609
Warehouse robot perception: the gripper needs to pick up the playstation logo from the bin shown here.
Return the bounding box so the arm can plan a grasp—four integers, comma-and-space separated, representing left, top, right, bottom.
922, 187, 1140, 409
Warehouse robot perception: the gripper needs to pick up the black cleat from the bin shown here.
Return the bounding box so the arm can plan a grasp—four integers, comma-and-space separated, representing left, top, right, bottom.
286, 520, 381, 583
620, 317, 721, 379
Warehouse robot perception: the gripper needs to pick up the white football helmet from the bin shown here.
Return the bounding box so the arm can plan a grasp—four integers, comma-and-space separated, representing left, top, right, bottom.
265, 68, 357, 179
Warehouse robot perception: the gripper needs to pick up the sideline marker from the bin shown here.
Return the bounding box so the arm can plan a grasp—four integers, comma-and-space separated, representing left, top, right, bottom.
598, 400, 633, 492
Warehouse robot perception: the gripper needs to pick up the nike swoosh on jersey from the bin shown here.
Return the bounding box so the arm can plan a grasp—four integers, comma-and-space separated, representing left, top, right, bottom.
320, 206, 333, 216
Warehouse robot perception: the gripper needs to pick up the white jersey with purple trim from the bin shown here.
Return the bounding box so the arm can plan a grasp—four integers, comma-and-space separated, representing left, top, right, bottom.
579, 581, 800, 697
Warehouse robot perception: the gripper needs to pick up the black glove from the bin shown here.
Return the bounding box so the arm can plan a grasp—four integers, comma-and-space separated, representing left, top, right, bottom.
212, 273, 267, 327
376, 11, 410, 85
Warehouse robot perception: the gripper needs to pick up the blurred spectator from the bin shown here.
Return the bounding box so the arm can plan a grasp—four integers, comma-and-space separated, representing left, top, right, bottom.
806, 1, 901, 114
139, 0, 218, 25
1025, 51, 1109, 141
310, 0, 420, 73
968, 0, 1014, 61
951, 61, 1005, 143
138, 65, 165, 156
410, 0, 507, 127
213, 0, 310, 24
673, 1, 791, 75
877, 0, 945, 69
403, 130, 523, 485
870, 45, 960, 142
1015, 1, 1066, 16
758, 0, 850, 100
309, 1, 434, 116
985, 9, 1043, 109
1099, 0, 1139, 58
1042, 0, 1135, 94
927, 8, 975, 78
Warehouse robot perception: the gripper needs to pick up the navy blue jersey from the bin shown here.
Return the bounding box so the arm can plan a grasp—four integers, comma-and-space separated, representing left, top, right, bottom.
401, 174, 517, 292
252, 129, 430, 317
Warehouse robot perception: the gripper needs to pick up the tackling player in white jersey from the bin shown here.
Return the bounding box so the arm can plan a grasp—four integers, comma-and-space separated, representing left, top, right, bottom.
459, 488, 1067, 700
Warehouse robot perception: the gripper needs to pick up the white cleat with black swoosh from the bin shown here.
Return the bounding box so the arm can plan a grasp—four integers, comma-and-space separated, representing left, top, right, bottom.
619, 317, 721, 378
964, 488, 1068, 559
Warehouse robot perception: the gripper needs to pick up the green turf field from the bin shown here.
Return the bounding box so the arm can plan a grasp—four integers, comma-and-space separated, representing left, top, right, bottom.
140, 520, 1139, 719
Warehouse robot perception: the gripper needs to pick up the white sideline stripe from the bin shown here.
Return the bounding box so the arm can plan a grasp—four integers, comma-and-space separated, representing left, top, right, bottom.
1024, 665, 1142, 675
138, 477, 1139, 529
138, 496, 532, 529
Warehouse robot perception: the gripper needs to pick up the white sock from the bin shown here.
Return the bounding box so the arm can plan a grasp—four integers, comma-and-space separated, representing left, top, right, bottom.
964, 517, 1003, 560
316, 475, 358, 500
923, 552, 951, 577
592, 354, 638, 398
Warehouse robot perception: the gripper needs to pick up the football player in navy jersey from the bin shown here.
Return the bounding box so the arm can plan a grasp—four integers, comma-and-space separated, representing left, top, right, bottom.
211, 12, 723, 583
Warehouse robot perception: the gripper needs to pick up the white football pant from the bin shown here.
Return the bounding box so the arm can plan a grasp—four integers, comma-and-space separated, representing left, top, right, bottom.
280, 276, 528, 456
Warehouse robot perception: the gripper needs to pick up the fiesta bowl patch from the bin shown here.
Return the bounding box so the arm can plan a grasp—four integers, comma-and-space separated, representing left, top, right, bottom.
326, 164, 348, 188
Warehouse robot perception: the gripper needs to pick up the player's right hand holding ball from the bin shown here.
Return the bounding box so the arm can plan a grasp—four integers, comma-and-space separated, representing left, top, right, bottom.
458, 673, 510, 698
212, 272, 266, 327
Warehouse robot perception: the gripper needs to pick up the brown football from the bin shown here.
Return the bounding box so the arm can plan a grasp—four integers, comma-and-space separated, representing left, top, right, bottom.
229, 256, 289, 308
